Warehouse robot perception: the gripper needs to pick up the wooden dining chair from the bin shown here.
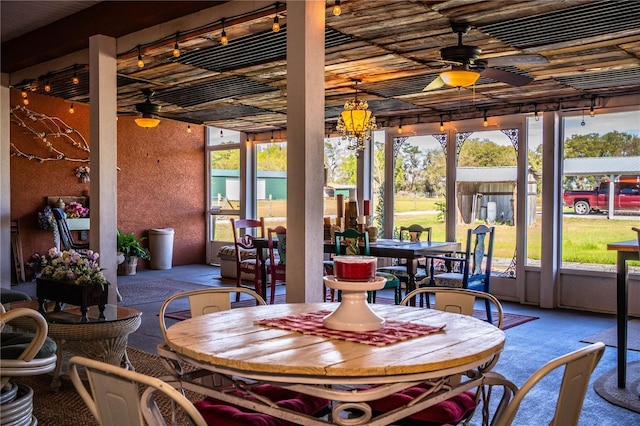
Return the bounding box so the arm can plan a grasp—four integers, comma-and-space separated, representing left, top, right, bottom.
422, 224, 495, 323
330, 228, 402, 304
377, 224, 433, 292
265, 226, 286, 304
51, 207, 89, 251
230, 217, 265, 302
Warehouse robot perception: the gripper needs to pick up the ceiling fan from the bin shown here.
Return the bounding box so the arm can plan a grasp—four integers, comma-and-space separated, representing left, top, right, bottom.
134, 88, 162, 128
423, 22, 548, 91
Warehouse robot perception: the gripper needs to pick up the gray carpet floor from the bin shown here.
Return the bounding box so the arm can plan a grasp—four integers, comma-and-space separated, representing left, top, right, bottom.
10, 264, 640, 425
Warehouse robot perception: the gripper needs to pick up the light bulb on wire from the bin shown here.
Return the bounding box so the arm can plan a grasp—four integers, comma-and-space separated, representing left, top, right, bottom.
220, 18, 228, 45
44, 81, 51, 92
333, 0, 341, 16
439, 115, 444, 132
187, 124, 192, 133
272, 3, 280, 32
69, 104, 75, 114
137, 46, 144, 68
483, 110, 488, 127
172, 33, 180, 58
72, 66, 79, 85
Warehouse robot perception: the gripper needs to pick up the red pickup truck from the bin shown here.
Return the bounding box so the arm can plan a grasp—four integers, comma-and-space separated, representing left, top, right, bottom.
563, 177, 640, 215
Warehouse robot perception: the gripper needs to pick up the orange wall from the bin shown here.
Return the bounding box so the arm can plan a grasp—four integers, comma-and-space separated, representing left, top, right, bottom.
9, 90, 206, 278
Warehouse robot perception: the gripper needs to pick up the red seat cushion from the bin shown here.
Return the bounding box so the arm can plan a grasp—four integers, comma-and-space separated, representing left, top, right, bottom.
194, 384, 329, 426
368, 386, 476, 425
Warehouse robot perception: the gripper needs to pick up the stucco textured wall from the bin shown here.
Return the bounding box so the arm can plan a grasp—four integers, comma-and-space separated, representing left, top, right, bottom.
9, 90, 205, 280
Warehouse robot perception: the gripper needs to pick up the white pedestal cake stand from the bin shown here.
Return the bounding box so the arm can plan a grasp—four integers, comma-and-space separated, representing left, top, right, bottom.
322, 275, 387, 332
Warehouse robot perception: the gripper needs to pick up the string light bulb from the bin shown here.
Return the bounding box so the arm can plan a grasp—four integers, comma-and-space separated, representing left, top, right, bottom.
439, 115, 444, 132
44, 81, 51, 92
333, 0, 341, 16
272, 3, 280, 32
220, 129, 224, 138
137, 46, 144, 68
187, 124, 192, 133
270, 131, 274, 143
220, 18, 228, 45
483, 109, 488, 127
21, 89, 28, 98
581, 110, 586, 126
22, 95, 29, 106
71, 66, 79, 85
69, 104, 75, 114
398, 119, 403, 134
534, 104, 539, 121
172, 33, 180, 58
590, 96, 595, 117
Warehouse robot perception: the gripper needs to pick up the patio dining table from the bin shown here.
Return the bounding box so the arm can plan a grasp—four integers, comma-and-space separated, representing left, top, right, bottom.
253, 238, 460, 301
160, 302, 504, 426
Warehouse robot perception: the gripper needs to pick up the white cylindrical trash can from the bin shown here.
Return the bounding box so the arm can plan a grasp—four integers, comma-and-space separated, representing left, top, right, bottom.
149, 228, 174, 270
486, 202, 497, 224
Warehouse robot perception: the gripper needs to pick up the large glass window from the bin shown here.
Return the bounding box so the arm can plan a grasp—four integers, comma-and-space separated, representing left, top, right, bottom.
526, 117, 543, 266
208, 127, 241, 243
256, 141, 287, 229
456, 130, 519, 276
324, 136, 357, 223
391, 134, 447, 240
561, 110, 640, 271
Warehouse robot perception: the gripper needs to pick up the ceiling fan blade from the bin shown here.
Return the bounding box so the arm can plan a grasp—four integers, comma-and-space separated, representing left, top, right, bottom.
481, 67, 533, 87
485, 54, 548, 67
423, 76, 445, 91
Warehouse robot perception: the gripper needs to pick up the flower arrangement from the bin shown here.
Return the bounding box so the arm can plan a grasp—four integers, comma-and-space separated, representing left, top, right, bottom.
64, 201, 89, 218
75, 166, 90, 183
37, 205, 54, 230
34, 248, 108, 289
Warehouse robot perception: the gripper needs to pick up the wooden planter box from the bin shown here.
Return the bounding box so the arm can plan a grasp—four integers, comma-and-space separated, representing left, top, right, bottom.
36, 278, 107, 322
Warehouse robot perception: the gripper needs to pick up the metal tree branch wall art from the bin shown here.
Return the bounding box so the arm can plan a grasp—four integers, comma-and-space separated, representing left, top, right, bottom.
10, 105, 90, 163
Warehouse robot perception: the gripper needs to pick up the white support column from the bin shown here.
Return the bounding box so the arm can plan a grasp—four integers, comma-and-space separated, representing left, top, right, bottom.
89, 35, 118, 303
540, 111, 562, 308
445, 130, 457, 242
286, 0, 325, 303
0, 73, 11, 288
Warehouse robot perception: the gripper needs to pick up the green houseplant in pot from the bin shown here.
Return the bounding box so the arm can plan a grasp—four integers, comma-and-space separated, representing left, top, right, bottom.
117, 229, 151, 276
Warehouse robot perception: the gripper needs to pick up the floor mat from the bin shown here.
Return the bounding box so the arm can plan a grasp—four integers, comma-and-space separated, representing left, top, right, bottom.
118, 279, 209, 306
581, 319, 640, 351
594, 360, 640, 413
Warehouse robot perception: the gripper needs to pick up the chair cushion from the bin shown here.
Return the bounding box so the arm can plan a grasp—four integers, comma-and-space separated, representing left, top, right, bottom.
0, 332, 57, 359
194, 383, 329, 426
217, 245, 256, 260
375, 272, 400, 289
433, 273, 465, 288
368, 387, 476, 425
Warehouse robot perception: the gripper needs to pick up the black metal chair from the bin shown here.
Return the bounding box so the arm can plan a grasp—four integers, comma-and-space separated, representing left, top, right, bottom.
51, 208, 89, 251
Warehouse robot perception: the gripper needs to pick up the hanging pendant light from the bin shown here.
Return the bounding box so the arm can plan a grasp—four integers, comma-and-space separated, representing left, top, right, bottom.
336, 80, 377, 155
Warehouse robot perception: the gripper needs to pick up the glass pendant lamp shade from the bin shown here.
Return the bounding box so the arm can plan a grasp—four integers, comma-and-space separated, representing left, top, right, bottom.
440, 68, 480, 87
135, 115, 161, 128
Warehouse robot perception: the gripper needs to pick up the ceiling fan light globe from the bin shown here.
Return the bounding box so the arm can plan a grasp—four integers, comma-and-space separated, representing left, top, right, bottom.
135, 116, 161, 128
440, 69, 480, 87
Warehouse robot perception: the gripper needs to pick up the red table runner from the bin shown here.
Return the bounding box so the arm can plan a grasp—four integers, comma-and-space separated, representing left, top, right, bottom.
255, 310, 445, 346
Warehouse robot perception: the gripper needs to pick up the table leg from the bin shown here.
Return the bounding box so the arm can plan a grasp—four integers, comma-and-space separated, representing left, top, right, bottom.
406, 258, 417, 306
616, 252, 631, 388
258, 247, 267, 301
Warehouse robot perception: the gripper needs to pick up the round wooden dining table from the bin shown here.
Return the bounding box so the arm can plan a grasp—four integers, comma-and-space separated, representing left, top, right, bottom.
162, 302, 505, 426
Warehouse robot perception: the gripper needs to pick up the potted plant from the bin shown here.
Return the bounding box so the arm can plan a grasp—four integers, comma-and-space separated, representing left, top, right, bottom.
117, 229, 151, 276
